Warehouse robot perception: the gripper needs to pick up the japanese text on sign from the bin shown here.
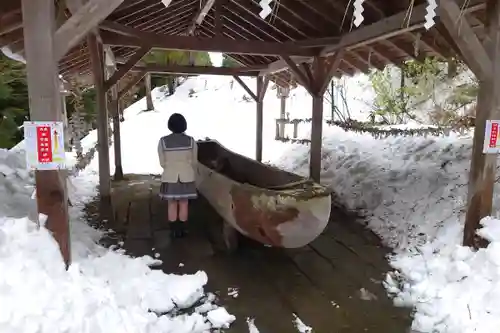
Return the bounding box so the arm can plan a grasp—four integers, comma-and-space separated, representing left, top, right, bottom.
36, 126, 53, 163
24, 121, 66, 170
483, 120, 500, 154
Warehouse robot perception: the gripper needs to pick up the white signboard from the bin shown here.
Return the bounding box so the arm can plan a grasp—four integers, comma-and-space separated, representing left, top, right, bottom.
23, 121, 66, 170
483, 120, 500, 154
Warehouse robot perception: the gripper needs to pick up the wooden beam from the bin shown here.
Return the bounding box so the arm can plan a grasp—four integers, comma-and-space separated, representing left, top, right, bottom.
463, 0, 500, 248
318, 50, 345, 94
233, 76, 257, 101
0, 12, 22, 36
111, 86, 124, 181
103, 46, 150, 91
309, 93, 323, 183
261, 0, 485, 75
88, 34, 112, 198
258, 76, 270, 102
131, 64, 262, 76
255, 76, 268, 162
440, 0, 491, 81
187, 0, 216, 35
117, 71, 146, 100
22, 0, 71, 267
99, 25, 317, 57
65, 0, 118, 72
54, 0, 124, 60
281, 56, 313, 95
145, 73, 154, 110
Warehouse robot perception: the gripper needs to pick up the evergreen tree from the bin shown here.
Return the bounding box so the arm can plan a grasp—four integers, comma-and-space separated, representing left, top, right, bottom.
0, 53, 29, 148
221, 54, 240, 68
141, 50, 212, 96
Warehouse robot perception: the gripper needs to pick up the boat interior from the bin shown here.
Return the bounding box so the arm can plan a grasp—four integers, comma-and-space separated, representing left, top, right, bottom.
197, 140, 305, 189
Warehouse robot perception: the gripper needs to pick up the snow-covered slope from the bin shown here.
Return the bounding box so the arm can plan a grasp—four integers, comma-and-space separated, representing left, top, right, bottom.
275, 126, 500, 332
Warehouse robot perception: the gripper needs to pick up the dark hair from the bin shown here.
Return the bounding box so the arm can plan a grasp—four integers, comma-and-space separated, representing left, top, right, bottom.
167, 113, 187, 134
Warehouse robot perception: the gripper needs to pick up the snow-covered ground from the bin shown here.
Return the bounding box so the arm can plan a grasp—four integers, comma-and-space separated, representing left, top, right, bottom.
2, 72, 499, 333
275, 126, 500, 332
0, 124, 235, 330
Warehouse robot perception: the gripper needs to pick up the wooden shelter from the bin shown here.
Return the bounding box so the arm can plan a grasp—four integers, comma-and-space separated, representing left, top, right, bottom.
0, 0, 498, 266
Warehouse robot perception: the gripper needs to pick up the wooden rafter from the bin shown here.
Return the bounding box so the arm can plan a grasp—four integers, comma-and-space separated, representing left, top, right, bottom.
133, 64, 263, 77
439, 0, 491, 80
261, 0, 485, 76
0, 12, 22, 36
54, 0, 124, 60
3, 0, 492, 88
117, 70, 146, 99
99, 22, 317, 56
65, 0, 117, 69
186, 0, 216, 35
103, 45, 150, 91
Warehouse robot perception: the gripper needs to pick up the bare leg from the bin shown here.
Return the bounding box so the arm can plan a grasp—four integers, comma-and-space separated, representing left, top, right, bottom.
167, 200, 178, 222
178, 199, 189, 222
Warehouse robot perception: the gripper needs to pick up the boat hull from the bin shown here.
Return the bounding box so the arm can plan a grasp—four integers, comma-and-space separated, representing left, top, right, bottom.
195, 141, 331, 248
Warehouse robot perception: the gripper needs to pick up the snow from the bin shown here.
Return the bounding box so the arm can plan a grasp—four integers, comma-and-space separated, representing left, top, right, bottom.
77, 75, 500, 332
274, 124, 500, 332
0, 127, 234, 331
205, 307, 236, 329
3, 72, 500, 332
246, 318, 260, 333
1, 46, 26, 64
293, 314, 312, 333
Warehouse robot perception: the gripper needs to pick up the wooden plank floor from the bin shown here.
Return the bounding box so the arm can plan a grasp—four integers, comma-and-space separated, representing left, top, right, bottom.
85, 175, 412, 333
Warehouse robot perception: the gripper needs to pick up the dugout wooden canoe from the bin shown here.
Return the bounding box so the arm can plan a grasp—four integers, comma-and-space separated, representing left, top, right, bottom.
195, 139, 332, 249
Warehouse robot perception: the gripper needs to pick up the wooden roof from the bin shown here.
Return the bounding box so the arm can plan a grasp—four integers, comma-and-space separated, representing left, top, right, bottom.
0, 0, 488, 87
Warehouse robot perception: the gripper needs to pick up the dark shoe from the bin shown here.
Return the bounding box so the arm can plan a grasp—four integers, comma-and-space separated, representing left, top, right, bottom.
178, 222, 188, 237
170, 221, 187, 239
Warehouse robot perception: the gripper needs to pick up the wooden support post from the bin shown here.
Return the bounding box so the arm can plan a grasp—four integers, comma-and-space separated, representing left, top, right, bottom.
145, 73, 154, 110
279, 96, 286, 138
256, 77, 264, 162
22, 0, 71, 267
310, 94, 323, 182
88, 34, 112, 199
463, 0, 500, 248
111, 86, 124, 181
60, 89, 71, 151
293, 122, 299, 138
277, 86, 289, 139
306, 54, 343, 182
256, 77, 270, 162
232, 75, 268, 161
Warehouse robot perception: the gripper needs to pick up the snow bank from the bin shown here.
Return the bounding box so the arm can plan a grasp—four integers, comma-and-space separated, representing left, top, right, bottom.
275, 125, 473, 251
0, 148, 235, 333
386, 217, 500, 332
274, 126, 500, 333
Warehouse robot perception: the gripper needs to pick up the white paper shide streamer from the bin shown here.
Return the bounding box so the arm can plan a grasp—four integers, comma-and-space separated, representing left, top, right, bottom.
353, 0, 366, 27
259, 0, 273, 19
424, 0, 437, 30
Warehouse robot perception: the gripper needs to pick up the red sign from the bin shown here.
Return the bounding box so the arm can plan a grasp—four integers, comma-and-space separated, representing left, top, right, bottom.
36, 126, 53, 163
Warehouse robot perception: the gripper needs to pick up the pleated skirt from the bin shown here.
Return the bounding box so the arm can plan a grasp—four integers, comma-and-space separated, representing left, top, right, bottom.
159, 181, 198, 200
